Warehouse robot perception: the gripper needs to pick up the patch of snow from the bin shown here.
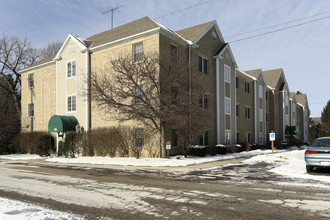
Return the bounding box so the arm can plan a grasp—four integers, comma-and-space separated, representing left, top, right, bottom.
0, 197, 81, 220
0, 154, 44, 160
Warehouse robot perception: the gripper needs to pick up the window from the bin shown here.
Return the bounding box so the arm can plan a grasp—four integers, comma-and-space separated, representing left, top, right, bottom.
199, 94, 208, 109
259, 109, 263, 121
134, 128, 144, 147
245, 82, 250, 93
133, 42, 144, 62
225, 130, 231, 145
236, 105, 239, 117
199, 131, 209, 146
67, 60, 76, 78
170, 44, 178, 63
245, 107, 250, 119
225, 98, 230, 114
224, 65, 231, 82
198, 56, 208, 74
171, 129, 178, 147
236, 77, 238, 89
259, 98, 263, 109
171, 87, 178, 105
28, 73, 34, 88
265, 91, 268, 100
259, 85, 263, 98
245, 133, 250, 142
133, 85, 144, 105
28, 103, 34, 117
67, 95, 76, 112
266, 112, 269, 122
259, 133, 263, 144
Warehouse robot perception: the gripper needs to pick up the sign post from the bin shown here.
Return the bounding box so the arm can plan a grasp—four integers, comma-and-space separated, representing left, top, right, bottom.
269, 131, 275, 154
165, 141, 171, 158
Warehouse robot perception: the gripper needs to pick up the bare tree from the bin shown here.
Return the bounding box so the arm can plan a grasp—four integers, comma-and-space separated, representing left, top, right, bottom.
0, 34, 39, 114
90, 52, 209, 157
39, 41, 63, 60
0, 76, 20, 153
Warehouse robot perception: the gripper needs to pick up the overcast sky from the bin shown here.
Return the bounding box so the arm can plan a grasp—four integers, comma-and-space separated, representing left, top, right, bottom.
0, 0, 329, 117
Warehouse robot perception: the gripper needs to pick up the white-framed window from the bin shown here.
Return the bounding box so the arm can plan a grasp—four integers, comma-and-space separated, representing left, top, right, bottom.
28, 103, 34, 117
67, 95, 77, 112
236, 104, 239, 117
28, 73, 34, 88
67, 60, 76, 78
225, 98, 231, 114
259, 109, 263, 121
133, 85, 144, 105
224, 65, 231, 83
245, 107, 250, 119
259, 85, 263, 98
198, 56, 208, 74
170, 44, 178, 63
133, 42, 144, 62
134, 128, 144, 147
199, 94, 208, 109
225, 130, 231, 145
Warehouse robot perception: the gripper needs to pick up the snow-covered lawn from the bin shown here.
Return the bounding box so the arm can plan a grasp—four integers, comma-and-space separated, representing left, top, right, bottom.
44, 147, 302, 167
244, 149, 330, 184
0, 197, 81, 220
0, 147, 302, 167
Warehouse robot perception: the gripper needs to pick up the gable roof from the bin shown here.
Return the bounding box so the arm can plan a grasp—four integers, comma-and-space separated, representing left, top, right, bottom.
296, 93, 307, 106
213, 43, 238, 67
263, 68, 284, 89
88, 17, 160, 48
236, 69, 256, 80
175, 21, 215, 42
245, 69, 262, 78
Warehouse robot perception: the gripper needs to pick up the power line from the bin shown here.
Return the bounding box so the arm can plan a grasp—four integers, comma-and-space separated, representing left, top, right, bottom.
226, 10, 330, 39
228, 14, 330, 43
153, 0, 213, 20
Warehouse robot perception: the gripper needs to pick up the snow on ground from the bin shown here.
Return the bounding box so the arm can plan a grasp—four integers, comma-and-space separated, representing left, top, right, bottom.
0, 197, 81, 220
45, 147, 300, 167
0, 154, 44, 160
244, 147, 330, 184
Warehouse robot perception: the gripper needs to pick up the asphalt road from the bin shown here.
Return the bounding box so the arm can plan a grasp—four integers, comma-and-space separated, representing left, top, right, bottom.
0, 159, 330, 219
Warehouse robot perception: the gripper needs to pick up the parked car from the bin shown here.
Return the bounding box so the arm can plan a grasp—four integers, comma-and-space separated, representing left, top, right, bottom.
305, 137, 330, 172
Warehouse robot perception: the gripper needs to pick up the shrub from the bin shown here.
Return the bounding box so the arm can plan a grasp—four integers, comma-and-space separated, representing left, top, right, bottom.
36, 134, 55, 156
63, 132, 77, 158
13, 132, 47, 154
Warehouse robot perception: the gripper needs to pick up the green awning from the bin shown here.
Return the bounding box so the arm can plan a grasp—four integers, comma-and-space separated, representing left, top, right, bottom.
48, 115, 79, 133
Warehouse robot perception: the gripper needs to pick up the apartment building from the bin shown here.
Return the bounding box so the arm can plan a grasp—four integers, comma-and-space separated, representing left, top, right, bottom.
20, 16, 310, 157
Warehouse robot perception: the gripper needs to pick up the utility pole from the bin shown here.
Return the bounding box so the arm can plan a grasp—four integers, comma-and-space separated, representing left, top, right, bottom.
101, 5, 123, 29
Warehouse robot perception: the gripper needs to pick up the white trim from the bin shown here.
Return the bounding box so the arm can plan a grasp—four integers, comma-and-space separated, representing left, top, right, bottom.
56, 61, 58, 115
85, 51, 89, 131
236, 68, 256, 80
234, 68, 237, 143
225, 130, 231, 145
193, 21, 225, 44
254, 81, 257, 143
216, 58, 220, 144
55, 34, 87, 60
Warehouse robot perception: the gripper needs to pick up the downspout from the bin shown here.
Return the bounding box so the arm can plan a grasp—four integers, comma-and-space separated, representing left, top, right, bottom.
216, 58, 220, 144
188, 43, 192, 146
254, 80, 257, 143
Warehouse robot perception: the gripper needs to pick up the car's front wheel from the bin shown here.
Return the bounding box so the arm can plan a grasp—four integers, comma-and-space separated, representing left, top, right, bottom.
306, 165, 313, 172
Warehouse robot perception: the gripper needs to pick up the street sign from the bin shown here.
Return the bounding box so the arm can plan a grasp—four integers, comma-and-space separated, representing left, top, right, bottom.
166, 141, 171, 150
269, 133, 275, 141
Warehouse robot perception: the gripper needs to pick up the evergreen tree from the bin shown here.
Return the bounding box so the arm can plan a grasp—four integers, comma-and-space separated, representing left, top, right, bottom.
321, 100, 330, 132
